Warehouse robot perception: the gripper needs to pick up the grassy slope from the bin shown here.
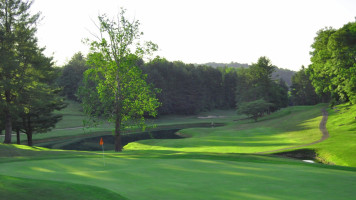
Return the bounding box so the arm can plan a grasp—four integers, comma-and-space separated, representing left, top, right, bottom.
125, 104, 325, 153
311, 103, 356, 166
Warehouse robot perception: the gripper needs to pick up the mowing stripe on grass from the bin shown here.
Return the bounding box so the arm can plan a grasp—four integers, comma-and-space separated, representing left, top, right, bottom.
0, 157, 355, 200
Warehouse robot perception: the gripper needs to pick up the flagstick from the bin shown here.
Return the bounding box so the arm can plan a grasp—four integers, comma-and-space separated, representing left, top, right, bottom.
102, 143, 105, 166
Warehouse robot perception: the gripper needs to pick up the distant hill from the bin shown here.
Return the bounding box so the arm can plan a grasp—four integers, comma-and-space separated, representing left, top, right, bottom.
200, 62, 296, 87
272, 68, 296, 87
199, 62, 250, 69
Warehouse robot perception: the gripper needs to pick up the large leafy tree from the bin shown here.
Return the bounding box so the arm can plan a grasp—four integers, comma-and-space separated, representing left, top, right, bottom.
308, 22, 356, 104
80, 9, 160, 152
0, 0, 42, 143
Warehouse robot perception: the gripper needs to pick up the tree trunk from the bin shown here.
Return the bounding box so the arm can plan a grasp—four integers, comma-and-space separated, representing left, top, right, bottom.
26, 132, 33, 146
114, 116, 122, 152
114, 133, 122, 152
4, 110, 12, 144
25, 116, 33, 146
16, 129, 20, 144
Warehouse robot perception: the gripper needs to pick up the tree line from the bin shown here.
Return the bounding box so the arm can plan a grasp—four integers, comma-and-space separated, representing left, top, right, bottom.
57, 54, 290, 118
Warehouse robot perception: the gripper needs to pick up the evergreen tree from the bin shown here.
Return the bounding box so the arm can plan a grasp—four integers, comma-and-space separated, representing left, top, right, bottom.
0, 0, 64, 144
0, 0, 41, 143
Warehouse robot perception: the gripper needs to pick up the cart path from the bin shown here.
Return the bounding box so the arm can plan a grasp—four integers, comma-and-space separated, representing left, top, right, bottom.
256, 108, 329, 154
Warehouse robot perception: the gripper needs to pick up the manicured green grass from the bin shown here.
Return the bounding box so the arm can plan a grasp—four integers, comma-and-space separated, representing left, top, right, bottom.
0, 153, 355, 200
0, 174, 126, 200
311, 103, 356, 166
53, 100, 87, 129
125, 104, 325, 153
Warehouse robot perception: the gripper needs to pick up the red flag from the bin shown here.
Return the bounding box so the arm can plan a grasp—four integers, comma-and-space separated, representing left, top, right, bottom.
100, 137, 104, 146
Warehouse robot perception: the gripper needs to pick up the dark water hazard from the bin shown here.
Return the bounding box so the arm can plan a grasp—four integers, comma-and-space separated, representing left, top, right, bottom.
60, 129, 183, 151
273, 149, 318, 162
38, 123, 224, 151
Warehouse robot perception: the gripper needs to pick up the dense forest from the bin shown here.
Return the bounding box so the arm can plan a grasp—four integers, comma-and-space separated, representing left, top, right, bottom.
56, 54, 290, 116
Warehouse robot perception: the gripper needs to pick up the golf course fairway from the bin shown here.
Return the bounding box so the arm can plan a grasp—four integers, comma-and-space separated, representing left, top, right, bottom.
0, 155, 356, 200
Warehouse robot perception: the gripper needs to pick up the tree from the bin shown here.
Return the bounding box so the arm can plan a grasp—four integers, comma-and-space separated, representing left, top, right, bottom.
291, 66, 320, 105
15, 83, 66, 146
57, 52, 88, 101
235, 57, 276, 105
80, 9, 160, 152
308, 22, 356, 104
237, 99, 274, 122
269, 79, 289, 110
0, 0, 41, 143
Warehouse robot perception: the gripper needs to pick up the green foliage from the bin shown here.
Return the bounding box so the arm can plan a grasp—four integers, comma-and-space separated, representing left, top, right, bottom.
290, 66, 320, 105
0, 0, 64, 144
308, 22, 356, 104
237, 99, 274, 121
142, 58, 239, 115
236, 56, 288, 113
15, 83, 66, 146
80, 8, 160, 151
57, 52, 88, 101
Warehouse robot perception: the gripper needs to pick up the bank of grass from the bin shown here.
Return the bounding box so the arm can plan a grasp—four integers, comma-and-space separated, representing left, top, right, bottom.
125, 104, 325, 153
311, 103, 356, 166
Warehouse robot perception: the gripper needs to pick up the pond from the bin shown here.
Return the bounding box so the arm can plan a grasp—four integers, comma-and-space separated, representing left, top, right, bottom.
61, 128, 183, 151
39, 123, 224, 151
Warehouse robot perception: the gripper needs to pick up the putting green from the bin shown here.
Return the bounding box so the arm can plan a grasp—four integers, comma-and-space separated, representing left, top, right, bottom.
0, 157, 355, 200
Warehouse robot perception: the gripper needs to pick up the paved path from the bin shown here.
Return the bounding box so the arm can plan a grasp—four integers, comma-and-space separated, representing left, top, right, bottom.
256, 108, 329, 154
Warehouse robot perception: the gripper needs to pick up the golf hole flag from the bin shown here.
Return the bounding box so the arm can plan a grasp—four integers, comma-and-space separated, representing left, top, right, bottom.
100, 137, 105, 166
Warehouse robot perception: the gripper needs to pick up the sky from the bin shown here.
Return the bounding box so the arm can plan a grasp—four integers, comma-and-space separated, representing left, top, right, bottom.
31, 0, 356, 71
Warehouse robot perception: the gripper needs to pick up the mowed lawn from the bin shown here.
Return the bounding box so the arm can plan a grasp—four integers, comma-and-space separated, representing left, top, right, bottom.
0, 152, 356, 200
125, 104, 325, 153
